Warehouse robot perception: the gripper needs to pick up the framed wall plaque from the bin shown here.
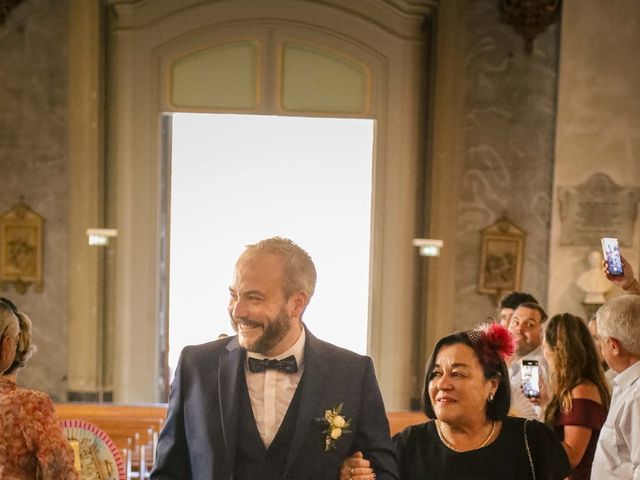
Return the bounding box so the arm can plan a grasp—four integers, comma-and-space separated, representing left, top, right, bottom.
557, 173, 640, 247
0, 200, 44, 293
478, 216, 525, 295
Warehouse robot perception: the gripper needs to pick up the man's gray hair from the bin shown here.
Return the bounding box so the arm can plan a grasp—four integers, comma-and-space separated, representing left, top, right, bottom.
596, 294, 640, 356
241, 237, 317, 299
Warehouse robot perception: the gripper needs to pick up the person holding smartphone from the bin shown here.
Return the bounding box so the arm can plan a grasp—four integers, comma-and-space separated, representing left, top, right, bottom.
507, 302, 551, 419
602, 252, 640, 295
537, 313, 611, 480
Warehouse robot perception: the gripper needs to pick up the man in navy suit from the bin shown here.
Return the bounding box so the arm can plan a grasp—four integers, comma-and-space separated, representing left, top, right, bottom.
151, 237, 398, 479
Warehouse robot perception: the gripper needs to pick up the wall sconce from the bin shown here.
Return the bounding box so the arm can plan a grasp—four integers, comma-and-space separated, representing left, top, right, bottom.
413, 238, 443, 257
499, 0, 562, 54
86, 228, 118, 247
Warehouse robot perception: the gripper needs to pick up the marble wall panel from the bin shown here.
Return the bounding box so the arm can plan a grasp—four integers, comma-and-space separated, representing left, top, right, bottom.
0, 0, 69, 401
452, 0, 560, 330
549, 0, 640, 319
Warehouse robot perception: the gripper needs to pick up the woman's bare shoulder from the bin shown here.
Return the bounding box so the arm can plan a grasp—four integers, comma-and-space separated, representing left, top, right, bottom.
571, 381, 602, 403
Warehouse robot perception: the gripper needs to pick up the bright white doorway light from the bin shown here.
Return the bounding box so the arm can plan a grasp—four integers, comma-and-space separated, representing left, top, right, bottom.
168, 113, 375, 376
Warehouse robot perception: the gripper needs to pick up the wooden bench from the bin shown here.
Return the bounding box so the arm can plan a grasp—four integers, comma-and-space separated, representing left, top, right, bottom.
55, 403, 167, 452
55, 403, 427, 451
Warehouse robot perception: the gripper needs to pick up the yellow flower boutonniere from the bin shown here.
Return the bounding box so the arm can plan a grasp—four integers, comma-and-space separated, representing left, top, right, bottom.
315, 402, 351, 451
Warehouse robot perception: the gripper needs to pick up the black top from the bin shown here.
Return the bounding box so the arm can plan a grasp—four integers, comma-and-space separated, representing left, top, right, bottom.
393, 416, 571, 480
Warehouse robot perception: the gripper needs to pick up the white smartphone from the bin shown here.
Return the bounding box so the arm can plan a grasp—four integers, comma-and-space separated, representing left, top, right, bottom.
521, 359, 540, 399
601, 237, 624, 276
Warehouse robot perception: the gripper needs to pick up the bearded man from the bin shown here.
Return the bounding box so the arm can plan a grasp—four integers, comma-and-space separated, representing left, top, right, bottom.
507, 301, 550, 420
151, 237, 398, 480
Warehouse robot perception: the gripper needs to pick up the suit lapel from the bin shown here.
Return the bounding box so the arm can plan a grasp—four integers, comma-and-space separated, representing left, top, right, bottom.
218, 338, 244, 474
284, 329, 328, 477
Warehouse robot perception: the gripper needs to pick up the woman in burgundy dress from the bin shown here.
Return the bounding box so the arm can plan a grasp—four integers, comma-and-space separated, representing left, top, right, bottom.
539, 313, 611, 480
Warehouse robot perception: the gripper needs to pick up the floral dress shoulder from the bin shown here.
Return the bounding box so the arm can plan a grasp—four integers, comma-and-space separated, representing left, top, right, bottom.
0, 377, 78, 479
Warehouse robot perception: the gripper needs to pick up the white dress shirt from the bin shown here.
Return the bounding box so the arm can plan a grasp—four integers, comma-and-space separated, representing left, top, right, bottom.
591, 360, 640, 479
508, 345, 550, 420
245, 329, 305, 448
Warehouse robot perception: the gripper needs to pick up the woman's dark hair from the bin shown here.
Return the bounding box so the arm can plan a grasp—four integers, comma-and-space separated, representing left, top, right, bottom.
422, 331, 511, 421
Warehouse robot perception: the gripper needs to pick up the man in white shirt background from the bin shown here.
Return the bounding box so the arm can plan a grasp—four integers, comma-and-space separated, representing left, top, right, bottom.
507, 302, 550, 419
591, 294, 640, 479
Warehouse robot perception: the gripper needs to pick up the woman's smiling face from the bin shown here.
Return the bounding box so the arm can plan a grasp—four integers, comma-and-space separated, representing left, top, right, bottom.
428, 342, 497, 426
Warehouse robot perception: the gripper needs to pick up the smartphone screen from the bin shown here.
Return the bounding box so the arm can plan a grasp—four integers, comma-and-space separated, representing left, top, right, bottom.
601, 237, 624, 276
521, 359, 540, 398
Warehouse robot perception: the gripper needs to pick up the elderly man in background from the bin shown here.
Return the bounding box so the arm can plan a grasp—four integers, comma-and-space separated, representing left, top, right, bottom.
507, 301, 550, 419
591, 295, 640, 479
587, 315, 617, 385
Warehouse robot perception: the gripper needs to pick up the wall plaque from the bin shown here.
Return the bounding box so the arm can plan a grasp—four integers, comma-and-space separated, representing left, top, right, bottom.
557, 173, 640, 247
478, 216, 525, 295
0, 199, 44, 294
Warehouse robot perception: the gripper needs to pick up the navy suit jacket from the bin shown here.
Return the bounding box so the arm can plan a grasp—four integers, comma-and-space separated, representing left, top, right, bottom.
151, 327, 399, 479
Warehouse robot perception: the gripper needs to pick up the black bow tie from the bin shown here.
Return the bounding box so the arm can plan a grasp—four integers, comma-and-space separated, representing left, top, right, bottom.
248, 355, 298, 374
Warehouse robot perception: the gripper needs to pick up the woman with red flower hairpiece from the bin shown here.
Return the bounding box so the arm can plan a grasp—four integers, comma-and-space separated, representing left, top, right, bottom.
342, 323, 571, 480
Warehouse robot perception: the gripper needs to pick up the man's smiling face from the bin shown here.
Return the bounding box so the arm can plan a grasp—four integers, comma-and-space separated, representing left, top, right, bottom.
228, 252, 300, 357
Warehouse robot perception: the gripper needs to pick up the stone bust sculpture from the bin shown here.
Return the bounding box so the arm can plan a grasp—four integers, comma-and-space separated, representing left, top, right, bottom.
576, 250, 611, 304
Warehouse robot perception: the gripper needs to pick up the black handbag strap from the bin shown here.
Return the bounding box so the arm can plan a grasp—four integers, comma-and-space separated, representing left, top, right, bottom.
524, 419, 536, 480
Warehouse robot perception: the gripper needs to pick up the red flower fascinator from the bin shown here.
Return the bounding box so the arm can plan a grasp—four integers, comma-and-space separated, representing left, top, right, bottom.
483, 323, 515, 360
466, 322, 515, 363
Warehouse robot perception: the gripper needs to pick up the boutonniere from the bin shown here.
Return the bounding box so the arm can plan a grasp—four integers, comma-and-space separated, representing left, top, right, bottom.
314, 402, 351, 451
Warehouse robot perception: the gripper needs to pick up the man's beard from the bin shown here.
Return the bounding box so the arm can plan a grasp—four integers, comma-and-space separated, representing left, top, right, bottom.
231, 308, 292, 355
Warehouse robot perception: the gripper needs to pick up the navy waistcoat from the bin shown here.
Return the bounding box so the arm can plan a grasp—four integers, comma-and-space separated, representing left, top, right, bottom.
233, 374, 305, 480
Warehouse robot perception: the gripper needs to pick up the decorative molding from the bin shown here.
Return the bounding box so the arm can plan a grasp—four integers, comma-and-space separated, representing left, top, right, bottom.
106, 0, 436, 40
0, 0, 25, 25
499, 0, 561, 54
105, 0, 148, 14
381, 0, 438, 16
106, 0, 439, 18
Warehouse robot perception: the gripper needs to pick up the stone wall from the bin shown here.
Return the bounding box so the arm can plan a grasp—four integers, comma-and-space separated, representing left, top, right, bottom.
451, 0, 559, 330
549, 0, 640, 318
0, 0, 69, 401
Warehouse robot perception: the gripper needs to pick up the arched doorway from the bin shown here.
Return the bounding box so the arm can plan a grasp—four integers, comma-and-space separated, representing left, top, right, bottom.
87, 0, 434, 407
